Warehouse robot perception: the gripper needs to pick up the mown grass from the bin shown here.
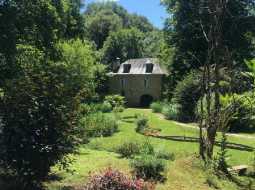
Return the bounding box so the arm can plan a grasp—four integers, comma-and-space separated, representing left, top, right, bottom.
45, 108, 255, 190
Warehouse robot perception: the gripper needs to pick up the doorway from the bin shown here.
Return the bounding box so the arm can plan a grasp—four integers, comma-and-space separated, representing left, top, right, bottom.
140, 94, 153, 107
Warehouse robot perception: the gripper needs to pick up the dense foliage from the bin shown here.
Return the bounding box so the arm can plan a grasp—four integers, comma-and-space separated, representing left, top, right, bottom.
150, 102, 163, 113
85, 168, 155, 190
173, 71, 202, 122
136, 115, 149, 133
162, 0, 255, 90
131, 154, 166, 181
221, 93, 255, 133
80, 112, 119, 138
102, 28, 145, 65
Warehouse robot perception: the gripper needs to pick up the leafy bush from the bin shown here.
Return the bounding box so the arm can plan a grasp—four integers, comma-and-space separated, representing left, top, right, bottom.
140, 141, 155, 155
155, 148, 175, 161
196, 93, 255, 133
136, 115, 149, 133
162, 103, 180, 121
105, 95, 125, 109
85, 168, 155, 190
150, 102, 163, 113
116, 141, 155, 158
131, 154, 166, 181
0, 41, 98, 188
221, 93, 255, 133
113, 106, 125, 113
100, 101, 113, 113
80, 113, 119, 138
173, 71, 202, 122
79, 103, 103, 116
117, 141, 141, 158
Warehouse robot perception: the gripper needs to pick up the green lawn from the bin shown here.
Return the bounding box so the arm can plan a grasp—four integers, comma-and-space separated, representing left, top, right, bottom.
46, 108, 255, 190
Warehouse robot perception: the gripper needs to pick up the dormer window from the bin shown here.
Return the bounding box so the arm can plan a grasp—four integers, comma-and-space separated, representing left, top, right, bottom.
146, 63, 154, 73
123, 64, 131, 73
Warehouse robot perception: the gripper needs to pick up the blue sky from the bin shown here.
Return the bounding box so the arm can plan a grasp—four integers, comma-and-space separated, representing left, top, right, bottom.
85, 0, 168, 29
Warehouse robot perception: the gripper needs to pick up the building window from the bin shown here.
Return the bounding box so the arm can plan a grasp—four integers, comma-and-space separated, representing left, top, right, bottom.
123, 64, 131, 73
121, 78, 125, 88
146, 64, 154, 73
144, 78, 149, 88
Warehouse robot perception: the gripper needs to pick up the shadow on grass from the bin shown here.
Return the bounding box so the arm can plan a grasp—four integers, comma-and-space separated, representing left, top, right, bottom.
147, 135, 255, 152
122, 119, 135, 124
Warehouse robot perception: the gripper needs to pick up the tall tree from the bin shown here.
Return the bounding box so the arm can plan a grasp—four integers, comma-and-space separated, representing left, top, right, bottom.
85, 10, 123, 49
102, 28, 145, 65
0, 0, 85, 85
195, 0, 255, 159
162, 0, 255, 88
67, 0, 85, 39
0, 40, 99, 188
84, 2, 155, 49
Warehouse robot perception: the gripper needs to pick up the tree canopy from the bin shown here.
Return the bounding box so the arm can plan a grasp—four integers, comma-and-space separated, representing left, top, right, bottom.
102, 28, 145, 65
84, 2, 155, 49
162, 0, 255, 86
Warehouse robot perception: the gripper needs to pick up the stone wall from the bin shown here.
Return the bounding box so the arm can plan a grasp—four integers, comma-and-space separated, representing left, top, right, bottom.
109, 74, 163, 107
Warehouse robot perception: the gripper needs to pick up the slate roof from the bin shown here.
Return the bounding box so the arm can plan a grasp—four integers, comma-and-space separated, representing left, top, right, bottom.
111, 58, 167, 75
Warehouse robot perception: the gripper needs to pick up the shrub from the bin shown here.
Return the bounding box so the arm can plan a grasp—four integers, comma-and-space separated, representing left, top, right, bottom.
131, 154, 166, 181
113, 106, 125, 113
100, 101, 113, 113
105, 95, 125, 109
116, 141, 155, 158
154, 148, 175, 161
140, 141, 154, 155
81, 113, 119, 138
150, 102, 163, 113
173, 71, 202, 122
117, 141, 141, 158
196, 93, 255, 133
162, 103, 180, 121
85, 168, 155, 190
0, 42, 97, 188
136, 115, 149, 133
79, 104, 103, 116
222, 93, 255, 133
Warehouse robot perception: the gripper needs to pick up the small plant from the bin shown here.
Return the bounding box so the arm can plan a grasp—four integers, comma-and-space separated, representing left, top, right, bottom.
80, 113, 119, 138
100, 101, 113, 113
154, 148, 175, 161
140, 141, 154, 155
136, 115, 149, 133
105, 95, 125, 109
117, 141, 141, 158
79, 104, 92, 116
162, 103, 180, 121
214, 132, 229, 175
113, 106, 125, 113
85, 168, 155, 190
150, 102, 163, 113
79, 104, 103, 115
131, 154, 166, 181
134, 113, 142, 118
205, 173, 221, 189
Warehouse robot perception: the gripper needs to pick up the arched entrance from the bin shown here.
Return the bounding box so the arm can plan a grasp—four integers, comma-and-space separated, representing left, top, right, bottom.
140, 94, 153, 107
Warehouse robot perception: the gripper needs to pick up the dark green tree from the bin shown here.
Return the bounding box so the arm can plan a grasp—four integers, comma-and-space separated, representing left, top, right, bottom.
102, 28, 145, 65
0, 40, 98, 189
127, 13, 154, 33
162, 0, 255, 88
65, 0, 85, 39
85, 10, 123, 49
84, 1, 155, 49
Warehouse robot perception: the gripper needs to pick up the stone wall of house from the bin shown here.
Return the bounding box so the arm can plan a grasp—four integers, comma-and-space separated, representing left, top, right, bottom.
109, 74, 163, 107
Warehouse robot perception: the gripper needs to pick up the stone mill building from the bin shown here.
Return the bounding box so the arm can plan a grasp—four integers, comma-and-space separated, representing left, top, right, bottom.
108, 58, 167, 107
